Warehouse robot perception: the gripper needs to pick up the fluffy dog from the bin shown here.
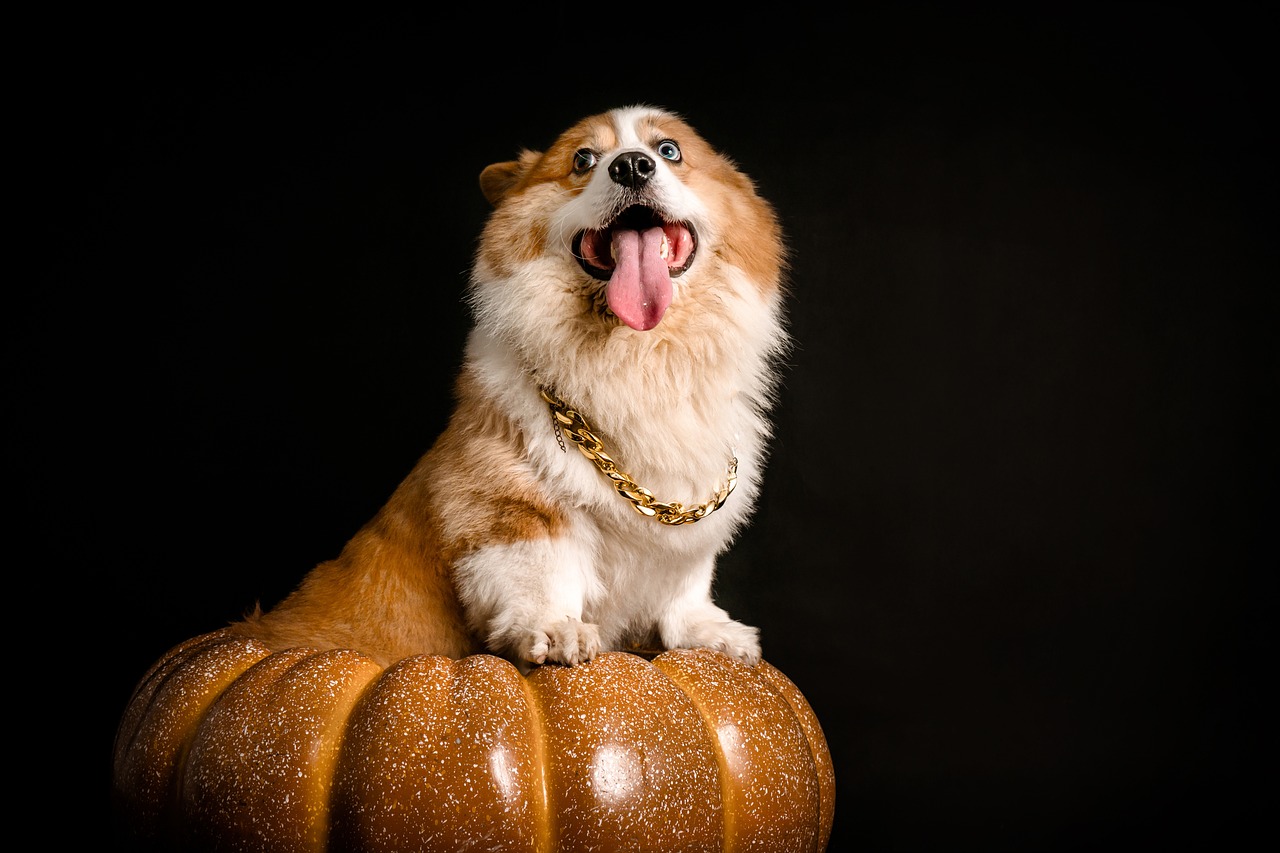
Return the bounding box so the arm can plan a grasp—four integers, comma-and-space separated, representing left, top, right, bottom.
230, 105, 789, 671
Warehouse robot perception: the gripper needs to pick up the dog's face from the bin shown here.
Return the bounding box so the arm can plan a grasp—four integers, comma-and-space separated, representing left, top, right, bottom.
470, 106, 783, 344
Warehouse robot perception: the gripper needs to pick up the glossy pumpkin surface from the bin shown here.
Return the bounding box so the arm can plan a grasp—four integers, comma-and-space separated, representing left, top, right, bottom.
113, 630, 834, 852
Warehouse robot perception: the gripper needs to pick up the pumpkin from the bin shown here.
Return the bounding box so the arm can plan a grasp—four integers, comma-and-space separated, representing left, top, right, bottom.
113, 629, 835, 852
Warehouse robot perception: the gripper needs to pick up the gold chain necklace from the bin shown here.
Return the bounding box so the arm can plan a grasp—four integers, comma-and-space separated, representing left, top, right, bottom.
539, 388, 738, 526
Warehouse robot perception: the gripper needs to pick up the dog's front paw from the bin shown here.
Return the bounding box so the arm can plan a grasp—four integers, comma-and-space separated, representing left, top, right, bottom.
520, 616, 601, 667
673, 618, 762, 666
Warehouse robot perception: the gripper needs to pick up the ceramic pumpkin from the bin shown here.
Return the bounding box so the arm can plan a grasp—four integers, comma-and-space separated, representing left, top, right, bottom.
112, 630, 834, 852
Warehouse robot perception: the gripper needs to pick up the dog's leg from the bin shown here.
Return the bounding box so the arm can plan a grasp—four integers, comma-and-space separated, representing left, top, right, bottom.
454, 536, 602, 670
658, 557, 762, 665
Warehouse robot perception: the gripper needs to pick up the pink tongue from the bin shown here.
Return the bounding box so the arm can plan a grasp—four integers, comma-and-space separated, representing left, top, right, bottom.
607, 226, 673, 331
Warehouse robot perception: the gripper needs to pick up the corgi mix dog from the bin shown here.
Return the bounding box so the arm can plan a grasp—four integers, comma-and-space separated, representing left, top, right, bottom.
230, 105, 789, 671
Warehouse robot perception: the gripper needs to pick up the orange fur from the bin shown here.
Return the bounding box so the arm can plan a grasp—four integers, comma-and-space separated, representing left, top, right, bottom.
231, 372, 567, 666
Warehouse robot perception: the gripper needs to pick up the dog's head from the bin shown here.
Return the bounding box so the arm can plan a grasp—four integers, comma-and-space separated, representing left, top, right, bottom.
470, 106, 784, 341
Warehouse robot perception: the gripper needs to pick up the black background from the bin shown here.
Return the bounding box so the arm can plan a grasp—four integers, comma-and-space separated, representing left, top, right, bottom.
19, 5, 1273, 851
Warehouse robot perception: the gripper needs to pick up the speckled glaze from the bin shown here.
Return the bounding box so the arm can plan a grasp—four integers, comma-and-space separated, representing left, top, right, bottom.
113, 630, 835, 852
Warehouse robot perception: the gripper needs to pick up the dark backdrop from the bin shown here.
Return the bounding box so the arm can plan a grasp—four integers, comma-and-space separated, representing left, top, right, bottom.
19, 6, 1272, 850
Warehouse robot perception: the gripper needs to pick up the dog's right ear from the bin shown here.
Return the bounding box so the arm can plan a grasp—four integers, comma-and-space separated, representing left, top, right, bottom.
479, 149, 541, 206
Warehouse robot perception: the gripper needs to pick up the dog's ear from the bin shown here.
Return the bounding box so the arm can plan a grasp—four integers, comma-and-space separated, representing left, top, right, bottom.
479, 149, 541, 206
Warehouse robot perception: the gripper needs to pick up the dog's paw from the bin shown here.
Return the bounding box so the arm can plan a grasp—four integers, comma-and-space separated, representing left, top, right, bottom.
520, 617, 601, 667
674, 618, 762, 666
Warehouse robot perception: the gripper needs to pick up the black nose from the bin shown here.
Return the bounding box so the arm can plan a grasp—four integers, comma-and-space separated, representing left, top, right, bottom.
608, 151, 655, 189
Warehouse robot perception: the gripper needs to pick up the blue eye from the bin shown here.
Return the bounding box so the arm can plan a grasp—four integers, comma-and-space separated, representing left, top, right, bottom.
573, 149, 598, 173
656, 140, 681, 162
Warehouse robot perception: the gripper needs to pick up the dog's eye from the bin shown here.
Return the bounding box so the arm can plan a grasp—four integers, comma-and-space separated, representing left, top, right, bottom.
656, 140, 682, 162
572, 149, 598, 173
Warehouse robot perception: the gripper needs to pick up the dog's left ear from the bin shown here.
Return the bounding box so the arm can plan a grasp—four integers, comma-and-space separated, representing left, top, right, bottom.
479, 149, 541, 206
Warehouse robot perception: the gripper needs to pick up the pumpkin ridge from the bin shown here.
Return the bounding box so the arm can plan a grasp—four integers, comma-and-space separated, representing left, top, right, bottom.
125, 635, 239, 839
513, 658, 556, 853
113, 633, 274, 848
310, 650, 387, 852
526, 651, 727, 851
113, 631, 250, 767
653, 649, 825, 852
757, 662, 836, 850
182, 647, 317, 847
651, 651, 740, 852
112, 632, 228, 769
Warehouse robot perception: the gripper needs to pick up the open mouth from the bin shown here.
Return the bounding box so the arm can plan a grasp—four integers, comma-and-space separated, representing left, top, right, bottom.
570, 205, 698, 330
572, 205, 697, 281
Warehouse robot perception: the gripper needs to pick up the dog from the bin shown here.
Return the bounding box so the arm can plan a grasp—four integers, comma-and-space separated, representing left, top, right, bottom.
230, 105, 789, 671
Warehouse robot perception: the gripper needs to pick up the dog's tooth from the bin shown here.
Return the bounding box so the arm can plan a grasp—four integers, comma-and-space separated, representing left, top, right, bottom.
660, 234, 670, 260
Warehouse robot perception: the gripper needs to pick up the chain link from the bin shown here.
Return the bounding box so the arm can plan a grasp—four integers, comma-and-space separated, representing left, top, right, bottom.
540, 388, 738, 526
